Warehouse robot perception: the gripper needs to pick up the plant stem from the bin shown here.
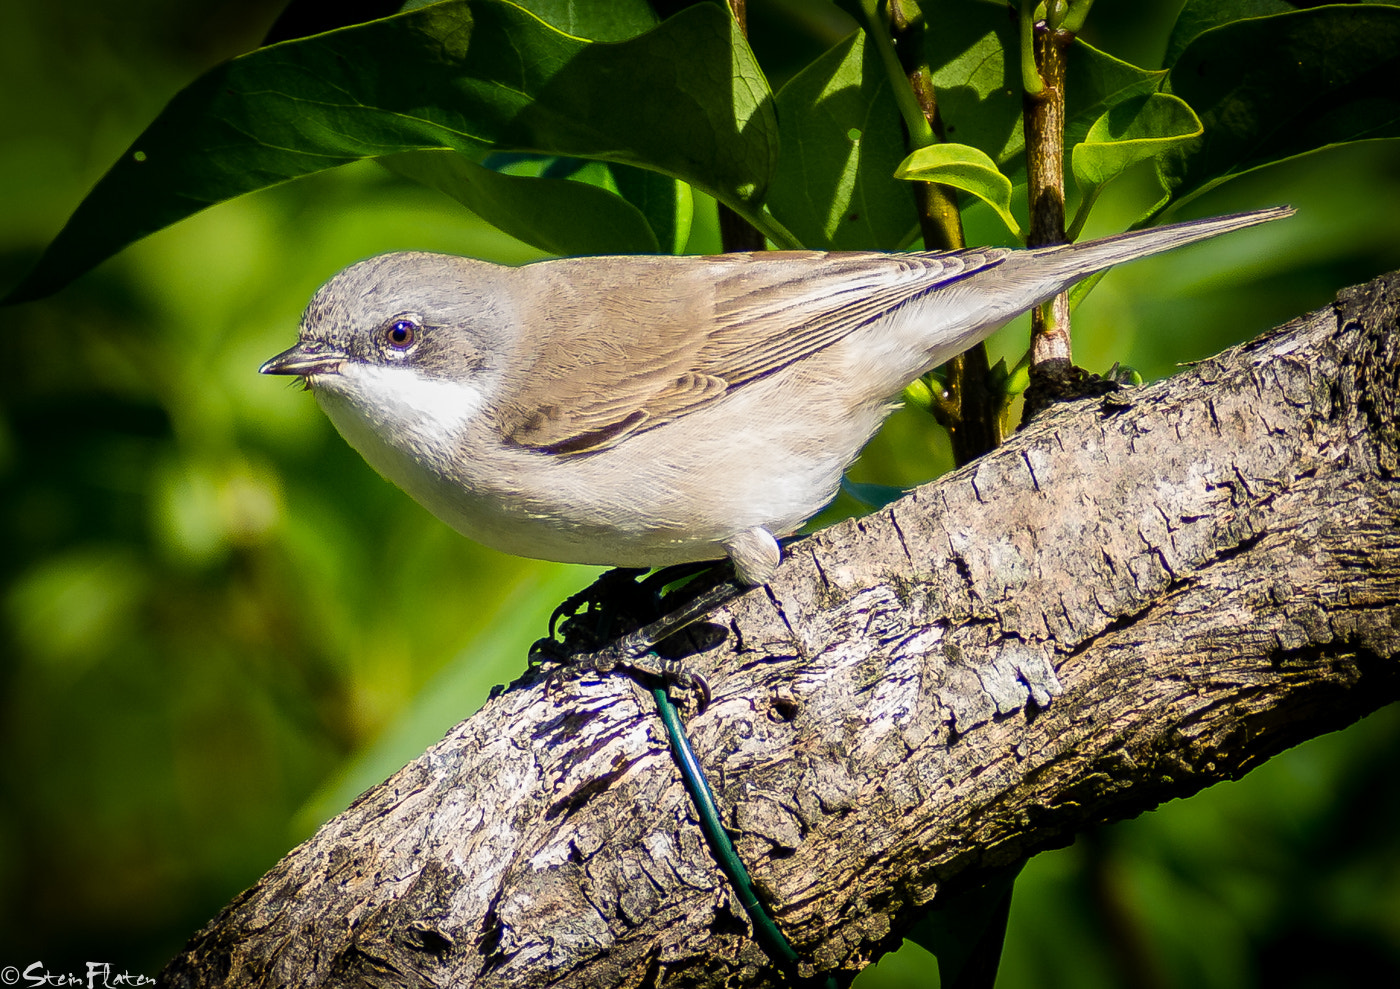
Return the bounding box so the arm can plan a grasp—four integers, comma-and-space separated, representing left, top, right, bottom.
882, 0, 1003, 462
718, 0, 767, 253
1022, 12, 1073, 368
888, 0, 962, 252
1065, 182, 1103, 243
857, 0, 936, 150
1019, 1, 1044, 97
1060, 0, 1096, 35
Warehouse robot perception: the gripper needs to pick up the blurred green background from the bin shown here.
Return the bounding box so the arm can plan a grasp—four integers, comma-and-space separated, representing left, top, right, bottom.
1, 1, 1397, 984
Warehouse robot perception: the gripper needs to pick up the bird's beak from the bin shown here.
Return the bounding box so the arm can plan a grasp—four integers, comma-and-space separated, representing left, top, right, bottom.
260, 341, 347, 377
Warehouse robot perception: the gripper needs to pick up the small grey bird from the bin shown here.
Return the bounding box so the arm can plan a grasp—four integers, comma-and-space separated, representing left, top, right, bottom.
263, 207, 1291, 585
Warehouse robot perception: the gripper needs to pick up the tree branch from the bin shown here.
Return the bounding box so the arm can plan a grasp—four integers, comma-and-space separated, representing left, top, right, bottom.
1021, 7, 1074, 394
164, 272, 1400, 988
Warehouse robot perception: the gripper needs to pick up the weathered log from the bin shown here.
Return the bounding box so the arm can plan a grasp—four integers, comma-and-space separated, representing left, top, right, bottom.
164, 272, 1400, 988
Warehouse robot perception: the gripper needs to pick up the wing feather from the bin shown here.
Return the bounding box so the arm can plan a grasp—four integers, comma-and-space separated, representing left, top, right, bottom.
495, 248, 1007, 453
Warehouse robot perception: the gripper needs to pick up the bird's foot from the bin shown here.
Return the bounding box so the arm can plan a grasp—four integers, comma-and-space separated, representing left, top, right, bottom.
531, 565, 737, 712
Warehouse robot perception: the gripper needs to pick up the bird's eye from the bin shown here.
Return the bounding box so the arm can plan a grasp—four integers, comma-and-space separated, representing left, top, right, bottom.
384, 318, 417, 351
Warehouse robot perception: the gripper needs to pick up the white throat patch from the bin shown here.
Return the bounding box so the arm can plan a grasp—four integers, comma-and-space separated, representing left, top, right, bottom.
333, 363, 488, 435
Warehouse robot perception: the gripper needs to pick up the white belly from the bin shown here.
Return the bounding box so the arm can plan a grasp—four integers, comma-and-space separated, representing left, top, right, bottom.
313, 363, 890, 570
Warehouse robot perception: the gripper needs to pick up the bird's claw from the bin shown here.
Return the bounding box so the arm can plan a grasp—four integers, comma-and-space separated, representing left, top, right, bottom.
536, 566, 736, 712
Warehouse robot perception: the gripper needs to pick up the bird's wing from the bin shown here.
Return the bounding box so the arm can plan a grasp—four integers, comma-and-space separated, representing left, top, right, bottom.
495, 248, 1007, 454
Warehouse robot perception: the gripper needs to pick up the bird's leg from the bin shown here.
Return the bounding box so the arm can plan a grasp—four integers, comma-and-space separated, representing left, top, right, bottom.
545, 566, 650, 644
574, 581, 740, 707
533, 564, 739, 710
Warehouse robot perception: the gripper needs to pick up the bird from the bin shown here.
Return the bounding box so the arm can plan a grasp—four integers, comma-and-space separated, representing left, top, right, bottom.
262, 206, 1292, 586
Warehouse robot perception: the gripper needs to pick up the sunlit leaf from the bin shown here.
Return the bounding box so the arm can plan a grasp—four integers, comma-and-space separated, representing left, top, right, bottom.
895, 143, 1021, 238
381, 150, 661, 255
919, 1, 1023, 166
509, 0, 659, 41
1062, 40, 1167, 153
6, 0, 775, 302
902, 376, 936, 413
295, 565, 599, 829
1072, 93, 1203, 192
770, 31, 916, 250
475, 153, 694, 254
919, 2, 1165, 174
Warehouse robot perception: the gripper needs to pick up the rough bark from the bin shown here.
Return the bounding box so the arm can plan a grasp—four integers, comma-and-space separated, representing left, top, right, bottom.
164, 272, 1400, 988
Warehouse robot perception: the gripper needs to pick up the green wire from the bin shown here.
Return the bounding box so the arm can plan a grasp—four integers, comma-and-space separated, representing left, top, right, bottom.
651, 684, 839, 988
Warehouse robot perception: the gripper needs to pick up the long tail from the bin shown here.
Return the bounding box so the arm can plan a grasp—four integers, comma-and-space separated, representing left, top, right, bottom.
912, 205, 1294, 372
1016, 205, 1295, 292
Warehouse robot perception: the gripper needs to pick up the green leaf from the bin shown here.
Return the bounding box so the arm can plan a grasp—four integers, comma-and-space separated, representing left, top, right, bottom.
1159, 6, 1400, 214
609, 164, 693, 255
260, 0, 416, 44
1062, 40, 1168, 154
920, 1, 1024, 167
920, 3, 1164, 175
895, 143, 1022, 238
1161, 0, 1294, 68
1072, 93, 1203, 192
462, 153, 694, 254
1003, 359, 1031, 397
769, 31, 917, 250
295, 564, 599, 831
380, 151, 660, 255
259, 0, 660, 50
6, 0, 775, 302
510, 0, 659, 41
